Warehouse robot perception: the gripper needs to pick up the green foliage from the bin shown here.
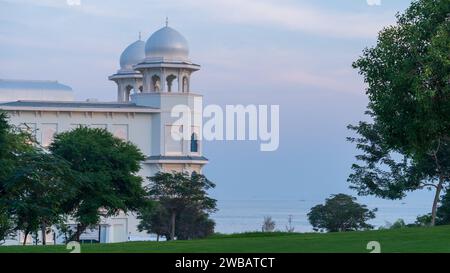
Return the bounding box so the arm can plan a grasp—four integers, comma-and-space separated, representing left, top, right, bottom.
436, 189, 450, 225
0, 207, 14, 243
5, 150, 76, 244
307, 194, 377, 232
138, 200, 216, 241
142, 171, 217, 240
137, 201, 169, 239
390, 219, 407, 229
348, 0, 450, 224
0, 112, 45, 242
0, 112, 34, 191
175, 206, 215, 240
49, 126, 146, 240
415, 214, 433, 226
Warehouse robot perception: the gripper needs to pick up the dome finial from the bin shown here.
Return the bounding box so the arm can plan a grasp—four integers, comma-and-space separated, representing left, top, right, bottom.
138, 31, 142, 41
165, 16, 168, 27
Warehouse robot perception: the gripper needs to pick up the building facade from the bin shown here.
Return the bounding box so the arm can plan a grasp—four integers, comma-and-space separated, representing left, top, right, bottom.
0, 24, 208, 245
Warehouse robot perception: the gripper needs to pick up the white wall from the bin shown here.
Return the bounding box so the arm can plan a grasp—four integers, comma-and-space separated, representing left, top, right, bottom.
6, 110, 153, 156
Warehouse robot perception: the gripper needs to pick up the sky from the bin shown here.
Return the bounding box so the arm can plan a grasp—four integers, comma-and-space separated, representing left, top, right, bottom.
0, 0, 435, 218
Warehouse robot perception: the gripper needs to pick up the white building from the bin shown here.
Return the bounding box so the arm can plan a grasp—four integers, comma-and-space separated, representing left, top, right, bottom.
0, 24, 208, 245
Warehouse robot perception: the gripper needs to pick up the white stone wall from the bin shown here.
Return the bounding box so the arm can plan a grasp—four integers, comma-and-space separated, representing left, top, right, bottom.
131, 92, 203, 156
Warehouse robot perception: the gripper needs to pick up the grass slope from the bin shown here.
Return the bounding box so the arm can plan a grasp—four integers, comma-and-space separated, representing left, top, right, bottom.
1, 226, 450, 253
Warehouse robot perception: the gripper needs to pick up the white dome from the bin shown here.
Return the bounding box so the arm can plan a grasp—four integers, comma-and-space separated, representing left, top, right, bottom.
145, 26, 189, 61
120, 40, 145, 70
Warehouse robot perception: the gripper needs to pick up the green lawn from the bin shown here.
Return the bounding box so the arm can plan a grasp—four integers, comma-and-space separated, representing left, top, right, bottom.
2, 226, 450, 253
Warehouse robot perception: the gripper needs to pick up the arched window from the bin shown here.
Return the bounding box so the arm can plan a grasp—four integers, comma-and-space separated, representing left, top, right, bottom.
125, 85, 134, 101
166, 74, 177, 92
190, 133, 198, 153
182, 76, 189, 92
152, 75, 161, 92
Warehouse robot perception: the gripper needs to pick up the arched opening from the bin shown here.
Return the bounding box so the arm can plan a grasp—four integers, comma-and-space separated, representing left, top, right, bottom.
152, 75, 161, 92
139, 86, 143, 93
166, 74, 177, 92
182, 76, 189, 93
190, 132, 198, 153
125, 85, 134, 102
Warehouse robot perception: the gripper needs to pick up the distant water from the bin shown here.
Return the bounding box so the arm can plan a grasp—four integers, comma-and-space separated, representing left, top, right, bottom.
211, 199, 431, 234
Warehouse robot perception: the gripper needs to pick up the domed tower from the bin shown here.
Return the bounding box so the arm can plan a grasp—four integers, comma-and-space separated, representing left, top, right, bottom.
109, 37, 145, 102
132, 21, 207, 173
134, 23, 200, 93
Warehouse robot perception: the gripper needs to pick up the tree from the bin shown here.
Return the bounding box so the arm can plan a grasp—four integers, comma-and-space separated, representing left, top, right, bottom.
436, 189, 450, 225
49, 127, 146, 241
348, 0, 450, 226
4, 150, 76, 245
307, 194, 377, 232
261, 216, 276, 232
415, 214, 432, 226
146, 171, 217, 240
389, 219, 407, 229
0, 207, 14, 244
175, 206, 215, 240
0, 111, 34, 198
137, 202, 170, 241
138, 200, 215, 241
0, 111, 35, 243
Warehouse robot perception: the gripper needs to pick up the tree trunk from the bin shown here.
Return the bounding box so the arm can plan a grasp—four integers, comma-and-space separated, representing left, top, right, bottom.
41, 225, 46, 245
98, 225, 101, 243
22, 231, 29, 246
69, 223, 87, 242
431, 177, 444, 226
156, 234, 160, 242
170, 211, 176, 241
76, 224, 84, 242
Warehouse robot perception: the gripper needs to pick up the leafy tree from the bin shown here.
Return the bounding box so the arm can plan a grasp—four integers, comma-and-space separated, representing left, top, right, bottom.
0, 112, 35, 242
0, 111, 34, 194
348, 0, 450, 225
175, 206, 215, 240
414, 190, 450, 226
415, 213, 432, 226
0, 207, 14, 244
4, 150, 76, 245
138, 200, 215, 241
146, 171, 217, 240
436, 189, 450, 225
389, 219, 407, 229
307, 194, 377, 232
137, 202, 169, 241
49, 127, 146, 241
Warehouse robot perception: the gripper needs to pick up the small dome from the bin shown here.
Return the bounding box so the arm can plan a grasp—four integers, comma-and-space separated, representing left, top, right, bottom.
145, 26, 189, 61
120, 40, 145, 70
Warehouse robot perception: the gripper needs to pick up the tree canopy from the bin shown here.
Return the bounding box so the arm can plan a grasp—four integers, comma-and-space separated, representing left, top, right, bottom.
348, 0, 450, 225
0, 112, 77, 244
49, 127, 146, 241
307, 194, 377, 232
143, 171, 217, 240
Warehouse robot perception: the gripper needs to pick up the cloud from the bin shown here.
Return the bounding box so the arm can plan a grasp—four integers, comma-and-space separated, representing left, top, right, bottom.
2, 0, 396, 38
0, 0, 132, 19
194, 45, 366, 95
184, 0, 395, 39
